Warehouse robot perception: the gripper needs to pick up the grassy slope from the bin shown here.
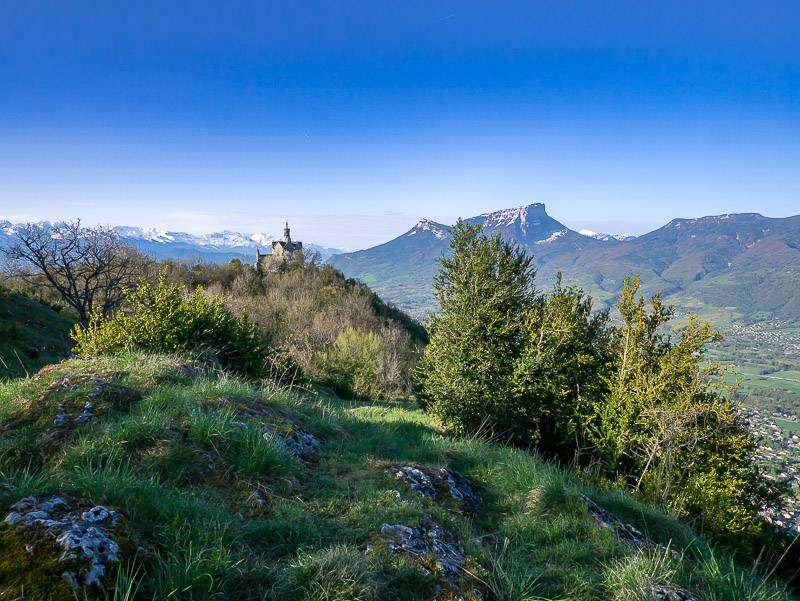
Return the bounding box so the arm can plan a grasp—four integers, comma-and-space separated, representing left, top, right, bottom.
0, 354, 794, 601
0, 286, 74, 378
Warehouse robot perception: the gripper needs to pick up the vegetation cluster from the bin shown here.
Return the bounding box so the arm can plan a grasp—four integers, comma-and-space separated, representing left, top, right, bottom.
2, 221, 424, 399
160, 255, 425, 399
415, 222, 786, 544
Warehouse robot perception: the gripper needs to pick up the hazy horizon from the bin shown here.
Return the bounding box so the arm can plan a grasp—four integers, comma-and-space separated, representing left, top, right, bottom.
0, 202, 780, 252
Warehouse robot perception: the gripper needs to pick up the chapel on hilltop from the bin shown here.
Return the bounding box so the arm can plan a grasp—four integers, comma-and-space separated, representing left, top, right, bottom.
256, 222, 303, 271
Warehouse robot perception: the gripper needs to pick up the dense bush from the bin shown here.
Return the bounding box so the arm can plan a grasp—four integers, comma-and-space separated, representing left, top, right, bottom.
414, 220, 536, 437
512, 278, 613, 459
71, 277, 267, 378
317, 327, 384, 399
415, 222, 611, 456
415, 224, 782, 539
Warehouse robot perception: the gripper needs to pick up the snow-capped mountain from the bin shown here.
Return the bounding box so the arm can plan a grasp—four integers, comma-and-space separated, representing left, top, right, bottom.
406, 219, 450, 240
112, 226, 279, 249
329, 204, 800, 323
466, 203, 567, 243
0, 221, 343, 262
116, 226, 341, 261
578, 229, 636, 242
329, 203, 603, 316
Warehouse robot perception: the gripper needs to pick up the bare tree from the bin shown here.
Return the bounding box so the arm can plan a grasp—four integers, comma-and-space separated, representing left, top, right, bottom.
2, 220, 148, 326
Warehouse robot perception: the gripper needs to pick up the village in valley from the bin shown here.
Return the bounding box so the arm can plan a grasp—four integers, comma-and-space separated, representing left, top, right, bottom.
748, 407, 800, 532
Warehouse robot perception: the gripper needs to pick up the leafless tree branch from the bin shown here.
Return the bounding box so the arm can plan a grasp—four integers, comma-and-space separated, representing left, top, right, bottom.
2, 220, 150, 325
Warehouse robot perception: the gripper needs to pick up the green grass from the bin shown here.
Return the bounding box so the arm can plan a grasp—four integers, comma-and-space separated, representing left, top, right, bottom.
773, 418, 800, 433
0, 353, 796, 600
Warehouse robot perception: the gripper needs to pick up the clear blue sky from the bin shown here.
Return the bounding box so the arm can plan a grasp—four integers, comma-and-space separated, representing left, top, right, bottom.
1, 1, 799, 249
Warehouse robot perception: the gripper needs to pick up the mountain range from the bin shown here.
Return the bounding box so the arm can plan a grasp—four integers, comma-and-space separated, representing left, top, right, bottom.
0, 221, 343, 263
5, 205, 799, 325
328, 203, 800, 323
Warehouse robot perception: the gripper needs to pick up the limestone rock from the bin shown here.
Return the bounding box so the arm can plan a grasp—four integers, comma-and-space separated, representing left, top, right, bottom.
42, 376, 141, 426
220, 394, 323, 460
386, 464, 481, 513
270, 427, 322, 459
380, 514, 466, 597
581, 494, 676, 557
648, 584, 700, 601
3, 496, 122, 589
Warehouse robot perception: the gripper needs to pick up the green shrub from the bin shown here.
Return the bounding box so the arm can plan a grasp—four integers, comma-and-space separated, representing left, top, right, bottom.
511, 277, 612, 459
71, 277, 267, 378
593, 276, 784, 538
316, 327, 383, 399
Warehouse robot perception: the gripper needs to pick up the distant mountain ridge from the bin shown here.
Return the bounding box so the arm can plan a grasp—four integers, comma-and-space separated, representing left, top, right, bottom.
0, 221, 343, 263
328, 204, 800, 322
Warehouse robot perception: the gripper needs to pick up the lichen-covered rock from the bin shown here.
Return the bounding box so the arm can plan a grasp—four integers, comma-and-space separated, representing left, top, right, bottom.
249, 489, 270, 506
54, 399, 97, 426
0, 375, 141, 466
219, 394, 323, 460
386, 464, 482, 513
269, 426, 322, 459
379, 515, 467, 598
581, 495, 677, 557
27, 375, 141, 432
2, 496, 122, 591
648, 584, 700, 601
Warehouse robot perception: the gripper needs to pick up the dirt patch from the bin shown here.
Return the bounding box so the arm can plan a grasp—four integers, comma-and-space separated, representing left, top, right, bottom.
32, 362, 65, 381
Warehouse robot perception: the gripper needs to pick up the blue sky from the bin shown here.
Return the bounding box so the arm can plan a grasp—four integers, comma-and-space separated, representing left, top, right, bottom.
1, 1, 799, 249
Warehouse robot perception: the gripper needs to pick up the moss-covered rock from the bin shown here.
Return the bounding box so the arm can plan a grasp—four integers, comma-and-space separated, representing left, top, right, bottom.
13, 374, 140, 429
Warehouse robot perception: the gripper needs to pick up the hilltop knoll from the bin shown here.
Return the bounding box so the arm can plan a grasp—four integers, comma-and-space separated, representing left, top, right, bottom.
0, 353, 794, 600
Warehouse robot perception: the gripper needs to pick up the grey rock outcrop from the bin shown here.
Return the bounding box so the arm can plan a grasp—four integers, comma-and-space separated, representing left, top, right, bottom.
380, 515, 467, 597
222, 395, 323, 460
648, 584, 700, 601
386, 464, 481, 513
3, 496, 122, 589
581, 494, 676, 556
270, 427, 322, 459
